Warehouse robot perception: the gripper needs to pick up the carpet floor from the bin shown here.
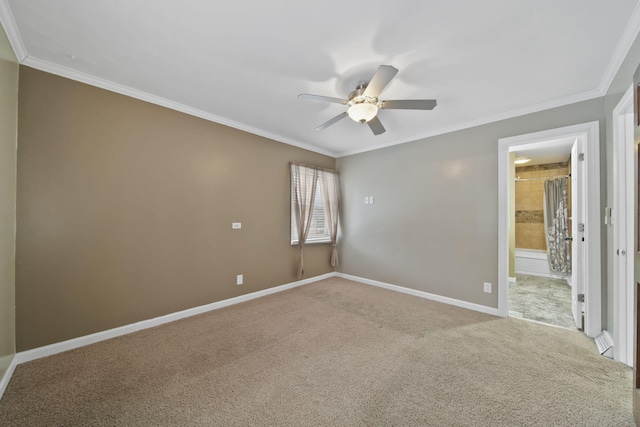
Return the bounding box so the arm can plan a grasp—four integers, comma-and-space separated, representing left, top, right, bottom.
0, 277, 633, 426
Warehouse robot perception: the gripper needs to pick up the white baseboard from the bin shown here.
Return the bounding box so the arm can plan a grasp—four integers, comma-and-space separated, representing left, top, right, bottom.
7, 270, 499, 398
0, 355, 17, 401
14, 272, 335, 365
336, 273, 500, 316
509, 276, 516, 283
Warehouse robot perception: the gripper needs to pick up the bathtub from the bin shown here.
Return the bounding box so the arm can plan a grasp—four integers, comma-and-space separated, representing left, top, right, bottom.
514, 248, 551, 278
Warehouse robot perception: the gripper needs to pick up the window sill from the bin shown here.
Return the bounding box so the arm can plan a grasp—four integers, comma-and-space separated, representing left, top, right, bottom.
291, 239, 332, 246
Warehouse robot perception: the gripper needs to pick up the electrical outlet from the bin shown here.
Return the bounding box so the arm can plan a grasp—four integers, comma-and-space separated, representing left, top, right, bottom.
237, 274, 243, 285
483, 282, 492, 293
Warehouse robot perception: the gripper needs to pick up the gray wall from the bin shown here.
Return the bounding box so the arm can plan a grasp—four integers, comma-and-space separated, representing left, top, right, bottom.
0, 25, 18, 378
337, 98, 605, 310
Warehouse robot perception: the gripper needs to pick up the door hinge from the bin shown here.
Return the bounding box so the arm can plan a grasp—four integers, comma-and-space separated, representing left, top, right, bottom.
578, 223, 585, 232
578, 293, 585, 302
578, 153, 585, 161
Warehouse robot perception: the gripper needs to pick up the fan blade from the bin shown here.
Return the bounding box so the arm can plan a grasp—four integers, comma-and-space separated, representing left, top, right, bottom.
367, 116, 386, 135
299, 93, 348, 104
380, 99, 437, 110
315, 112, 348, 131
363, 65, 399, 98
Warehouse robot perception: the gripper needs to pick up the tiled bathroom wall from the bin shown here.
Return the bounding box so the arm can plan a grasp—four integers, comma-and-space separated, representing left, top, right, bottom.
515, 161, 570, 250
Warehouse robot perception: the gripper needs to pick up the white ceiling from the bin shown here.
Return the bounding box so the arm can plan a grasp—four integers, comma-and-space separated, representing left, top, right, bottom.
512, 136, 576, 166
1, 0, 639, 157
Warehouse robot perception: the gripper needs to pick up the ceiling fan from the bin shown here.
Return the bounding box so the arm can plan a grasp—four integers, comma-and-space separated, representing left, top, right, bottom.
298, 65, 437, 136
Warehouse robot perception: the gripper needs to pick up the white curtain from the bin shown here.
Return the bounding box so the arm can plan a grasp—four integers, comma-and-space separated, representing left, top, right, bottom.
291, 163, 318, 278
319, 169, 340, 268
543, 177, 571, 276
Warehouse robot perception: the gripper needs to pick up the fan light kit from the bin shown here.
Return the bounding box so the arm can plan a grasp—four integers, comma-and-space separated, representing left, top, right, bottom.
299, 65, 437, 136
348, 103, 378, 123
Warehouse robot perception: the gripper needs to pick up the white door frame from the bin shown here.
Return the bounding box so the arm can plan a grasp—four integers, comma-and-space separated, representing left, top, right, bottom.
498, 121, 602, 338
612, 85, 635, 366
570, 138, 585, 329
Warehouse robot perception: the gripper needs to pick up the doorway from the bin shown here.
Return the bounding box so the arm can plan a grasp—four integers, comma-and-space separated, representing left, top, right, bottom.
498, 122, 602, 338
509, 148, 576, 330
509, 275, 576, 329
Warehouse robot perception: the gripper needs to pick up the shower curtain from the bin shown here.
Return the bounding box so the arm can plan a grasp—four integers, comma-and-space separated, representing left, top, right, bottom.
543, 177, 571, 276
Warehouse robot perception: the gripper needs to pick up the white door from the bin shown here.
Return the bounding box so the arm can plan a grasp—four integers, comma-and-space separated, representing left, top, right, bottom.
570, 140, 585, 329
612, 91, 634, 366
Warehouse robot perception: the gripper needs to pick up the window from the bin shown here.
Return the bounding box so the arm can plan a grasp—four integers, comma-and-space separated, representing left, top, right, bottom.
291, 177, 329, 244
290, 164, 338, 245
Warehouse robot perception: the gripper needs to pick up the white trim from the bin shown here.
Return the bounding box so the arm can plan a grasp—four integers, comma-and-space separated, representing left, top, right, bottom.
599, 3, 640, 94
612, 84, 635, 367
336, 273, 500, 316
14, 273, 334, 365
3, 270, 503, 400
11, 52, 608, 161
498, 138, 510, 317
498, 121, 602, 337
514, 316, 582, 332
20, 57, 336, 158
0, 355, 17, 401
2, 270, 505, 397
0, 0, 636, 159
509, 277, 516, 283
337, 1, 639, 158
337, 89, 603, 158
0, 0, 27, 61
18, 52, 610, 161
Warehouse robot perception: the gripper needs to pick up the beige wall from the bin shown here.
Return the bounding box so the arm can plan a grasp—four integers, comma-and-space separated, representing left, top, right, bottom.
0, 27, 18, 376
16, 67, 335, 351
337, 98, 604, 309
515, 162, 569, 250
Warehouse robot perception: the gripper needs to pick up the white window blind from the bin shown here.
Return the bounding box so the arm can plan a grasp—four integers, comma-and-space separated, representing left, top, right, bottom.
290, 164, 336, 245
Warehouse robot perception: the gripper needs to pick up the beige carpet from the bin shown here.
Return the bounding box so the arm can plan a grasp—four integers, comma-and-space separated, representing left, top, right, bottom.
0, 277, 634, 426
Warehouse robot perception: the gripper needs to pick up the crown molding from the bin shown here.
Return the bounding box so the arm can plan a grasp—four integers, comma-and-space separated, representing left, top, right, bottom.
599, 1, 640, 94
5, 0, 638, 159
0, 0, 26, 61
21, 56, 338, 158
336, 88, 603, 157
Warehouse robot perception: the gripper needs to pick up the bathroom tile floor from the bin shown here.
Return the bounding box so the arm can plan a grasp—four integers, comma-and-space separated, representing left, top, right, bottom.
509, 274, 578, 330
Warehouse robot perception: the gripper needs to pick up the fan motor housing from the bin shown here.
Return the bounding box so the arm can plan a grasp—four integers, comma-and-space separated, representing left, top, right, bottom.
348, 83, 378, 107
